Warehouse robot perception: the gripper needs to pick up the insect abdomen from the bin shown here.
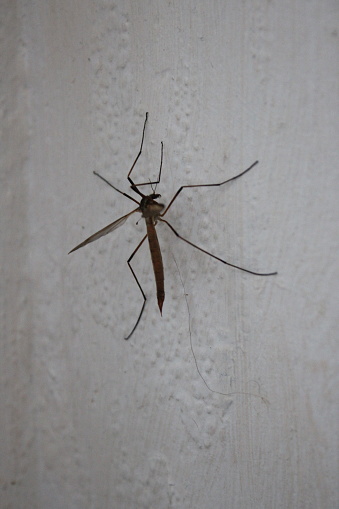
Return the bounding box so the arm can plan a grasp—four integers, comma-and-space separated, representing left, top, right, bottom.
146, 219, 165, 314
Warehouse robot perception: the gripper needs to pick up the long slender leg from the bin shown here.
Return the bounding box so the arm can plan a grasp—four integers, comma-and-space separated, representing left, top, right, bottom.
127, 113, 150, 197
93, 171, 140, 205
161, 161, 259, 217
92, 114, 150, 202
154, 141, 164, 192
127, 112, 164, 191
159, 218, 277, 276
125, 234, 148, 340
133, 141, 164, 190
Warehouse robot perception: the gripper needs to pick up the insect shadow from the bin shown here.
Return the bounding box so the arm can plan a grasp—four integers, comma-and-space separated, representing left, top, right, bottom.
69, 113, 277, 339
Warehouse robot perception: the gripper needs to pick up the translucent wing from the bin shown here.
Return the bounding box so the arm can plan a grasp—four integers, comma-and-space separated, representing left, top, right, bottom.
68, 207, 139, 254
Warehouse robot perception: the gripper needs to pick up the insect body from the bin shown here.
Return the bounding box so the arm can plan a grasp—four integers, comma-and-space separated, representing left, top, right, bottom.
69, 113, 277, 339
140, 193, 165, 314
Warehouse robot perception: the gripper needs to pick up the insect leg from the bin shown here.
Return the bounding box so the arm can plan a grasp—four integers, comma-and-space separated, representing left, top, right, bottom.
92, 171, 140, 205
125, 234, 148, 340
92, 113, 151, 202
161, 161, 259, 217
159, 218, 277, 276
132, 141, 163, 190
128, 113, 164, 190
127, 113, 149, 193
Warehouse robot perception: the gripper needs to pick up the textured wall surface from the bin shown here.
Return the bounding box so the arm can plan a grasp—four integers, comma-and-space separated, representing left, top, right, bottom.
1, 1, 338, 508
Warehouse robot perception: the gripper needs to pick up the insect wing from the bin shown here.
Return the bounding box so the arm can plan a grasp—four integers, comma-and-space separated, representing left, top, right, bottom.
68, 208, 139, 254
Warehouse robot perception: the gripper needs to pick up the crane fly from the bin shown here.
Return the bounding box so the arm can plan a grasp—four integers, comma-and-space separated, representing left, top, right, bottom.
69, 113, 277, 339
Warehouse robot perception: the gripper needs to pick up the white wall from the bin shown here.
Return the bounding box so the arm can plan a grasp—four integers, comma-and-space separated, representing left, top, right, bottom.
1, 1, 338, 508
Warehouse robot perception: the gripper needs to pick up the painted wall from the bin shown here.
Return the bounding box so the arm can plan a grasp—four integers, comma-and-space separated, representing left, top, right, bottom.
1, 1, 338, 507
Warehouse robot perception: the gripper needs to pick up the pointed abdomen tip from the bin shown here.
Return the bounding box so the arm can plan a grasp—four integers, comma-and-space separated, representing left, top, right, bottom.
157, 294, 164, 315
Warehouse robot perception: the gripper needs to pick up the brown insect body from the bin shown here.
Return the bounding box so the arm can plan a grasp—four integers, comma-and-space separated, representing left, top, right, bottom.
140, 194, 165, 314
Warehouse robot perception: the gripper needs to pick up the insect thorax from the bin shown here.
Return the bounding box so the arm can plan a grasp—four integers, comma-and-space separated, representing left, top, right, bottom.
140, 194, 165, 219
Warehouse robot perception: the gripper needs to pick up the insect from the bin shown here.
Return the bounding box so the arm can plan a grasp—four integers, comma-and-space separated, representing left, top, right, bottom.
69, 113, 277, 339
